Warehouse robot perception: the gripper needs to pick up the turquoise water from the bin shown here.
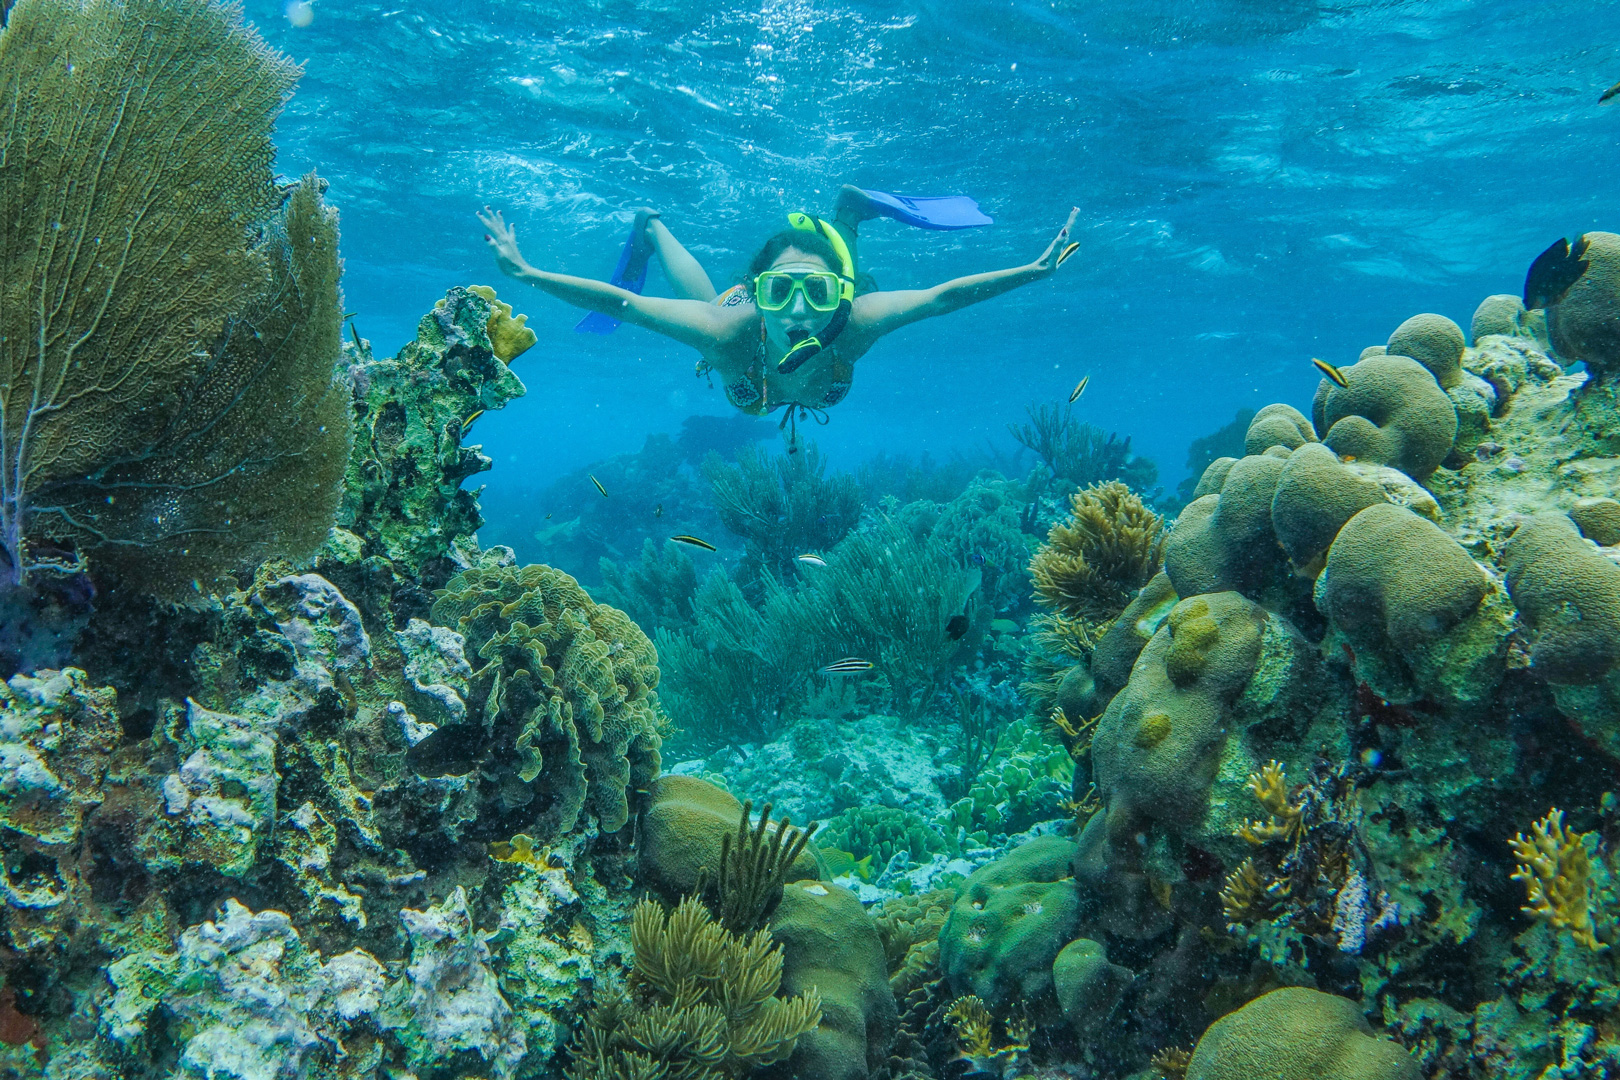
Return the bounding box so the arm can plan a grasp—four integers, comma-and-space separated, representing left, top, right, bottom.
262, 0, 1620, 503
6, 0, 1620, 1076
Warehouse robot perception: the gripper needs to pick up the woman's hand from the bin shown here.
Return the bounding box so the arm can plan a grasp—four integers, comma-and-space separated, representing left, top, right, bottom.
1030, 207, 1081, 278
478, 206, 533, 279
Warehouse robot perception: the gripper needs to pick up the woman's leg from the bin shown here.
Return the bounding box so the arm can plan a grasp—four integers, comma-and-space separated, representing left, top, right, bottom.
832, 185, 879, 290
644, 215, 717, 302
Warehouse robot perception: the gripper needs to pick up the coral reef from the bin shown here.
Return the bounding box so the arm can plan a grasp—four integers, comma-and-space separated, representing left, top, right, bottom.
339, 286, 527, 583
1009, 402, 1160, 496
565, 896, 822, 1080
424, 560, 664, 842
1185, 987, 1417, 1079
1030, 482, 1166, 623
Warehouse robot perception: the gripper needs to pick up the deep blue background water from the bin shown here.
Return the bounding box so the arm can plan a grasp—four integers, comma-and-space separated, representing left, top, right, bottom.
256, 0, 1620, 495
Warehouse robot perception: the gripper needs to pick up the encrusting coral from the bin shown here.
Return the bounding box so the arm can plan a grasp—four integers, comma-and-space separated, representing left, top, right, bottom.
565, 896, 822, 1080
1509, 809, 1605, 951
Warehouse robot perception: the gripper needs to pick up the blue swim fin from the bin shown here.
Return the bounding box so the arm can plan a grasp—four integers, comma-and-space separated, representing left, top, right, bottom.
857, 188, 993, 231
576, 210, 656, 334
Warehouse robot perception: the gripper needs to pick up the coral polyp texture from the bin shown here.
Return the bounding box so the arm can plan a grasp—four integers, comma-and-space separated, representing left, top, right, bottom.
426, 560, 664, 843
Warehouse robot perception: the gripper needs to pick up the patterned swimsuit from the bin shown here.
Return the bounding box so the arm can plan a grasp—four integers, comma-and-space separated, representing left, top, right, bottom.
710, 284, 853, 417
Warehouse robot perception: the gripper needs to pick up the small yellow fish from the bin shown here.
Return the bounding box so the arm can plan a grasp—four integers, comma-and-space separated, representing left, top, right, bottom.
1056, 241, 1081, 267
567, 919, 594, 951
1602, 78, 1620, 105
1068, 374, 1090, 403
797, 553, 828, 568
819, 657, 874, 675
1312, 357, 1349, 388
461, 408, 485, 433
590, 474, 608, 497
670, 535, 717, 552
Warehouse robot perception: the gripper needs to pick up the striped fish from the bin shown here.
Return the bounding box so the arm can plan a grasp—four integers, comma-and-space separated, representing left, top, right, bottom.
670, 535, 717, 552
818, 657, 874, 675
589, 474, 608, 497
797, 553, 828, 567
1311, 358, 1349, 389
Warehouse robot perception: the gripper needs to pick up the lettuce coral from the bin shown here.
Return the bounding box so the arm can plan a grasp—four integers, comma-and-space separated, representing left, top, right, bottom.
424, 560, 663, 842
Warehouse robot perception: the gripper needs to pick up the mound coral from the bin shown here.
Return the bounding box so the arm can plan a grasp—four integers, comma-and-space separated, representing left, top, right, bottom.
1031, 481, 1166, 622
1244, 404, 1317, 456
566, 896, 822, 1080
1163, 455, 1288, 599
1547, 231, 1620, 377
1317, 502, 1509, 706
1313, 354, 1457, 480
938, 835, 1081, 1020
1503, 512, 1620, 686
769, 880, 898, 1080
421, 560, 663, 842
1185, 987, 1418, 1080
637, 775, 823, 906
0, 0, 353, 595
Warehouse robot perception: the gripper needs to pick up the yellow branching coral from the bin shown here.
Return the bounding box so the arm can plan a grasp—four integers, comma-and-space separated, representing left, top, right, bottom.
1220, 858, 1290, 928
1150, 1047, 1193, 1079
1236, 761, 1304, 846
945, 995, 995, 1058
1510, 809, 1607, 951
1030, 481, 1166, 622
944, 995, 1030, 1076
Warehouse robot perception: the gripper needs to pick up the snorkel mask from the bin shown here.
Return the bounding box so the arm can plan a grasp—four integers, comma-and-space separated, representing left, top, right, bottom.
762, 212, 856, 375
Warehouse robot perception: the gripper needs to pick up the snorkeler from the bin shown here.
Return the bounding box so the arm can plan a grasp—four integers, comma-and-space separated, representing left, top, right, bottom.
476, 186, 1079, 443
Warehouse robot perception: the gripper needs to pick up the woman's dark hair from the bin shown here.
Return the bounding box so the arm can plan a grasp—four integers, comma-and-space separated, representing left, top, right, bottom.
745, 228, 842, 279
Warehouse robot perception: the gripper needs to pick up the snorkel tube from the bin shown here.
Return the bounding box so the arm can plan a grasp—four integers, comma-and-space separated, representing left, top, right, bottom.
774, 212, 857, 374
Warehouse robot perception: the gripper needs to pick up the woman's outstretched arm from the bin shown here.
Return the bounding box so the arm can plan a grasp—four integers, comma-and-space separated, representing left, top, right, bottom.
478, 207, 731, 350
848, 207, 1080, 341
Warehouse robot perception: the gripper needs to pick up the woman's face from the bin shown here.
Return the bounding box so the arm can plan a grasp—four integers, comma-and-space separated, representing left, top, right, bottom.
760, 248, 837, 354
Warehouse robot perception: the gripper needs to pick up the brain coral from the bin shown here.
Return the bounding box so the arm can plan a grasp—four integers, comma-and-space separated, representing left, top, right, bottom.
938, 835, 1081, 1021
1547, 231, 1620, 377
1162, 455, 1288, 598
1186, 987, 1418, 1080
1570, 497, 1620, 547
1471, 293, 1547, 347
770, 880, 898, 1080
1503, 513, 1620, 686
1244, 404, 1317, 456
1387, 313, 1466, 390
1313, 355, 1457, 480
1317, 503, 1506, 705
1269, 443, 1387, 576
421, 560, 662, 842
